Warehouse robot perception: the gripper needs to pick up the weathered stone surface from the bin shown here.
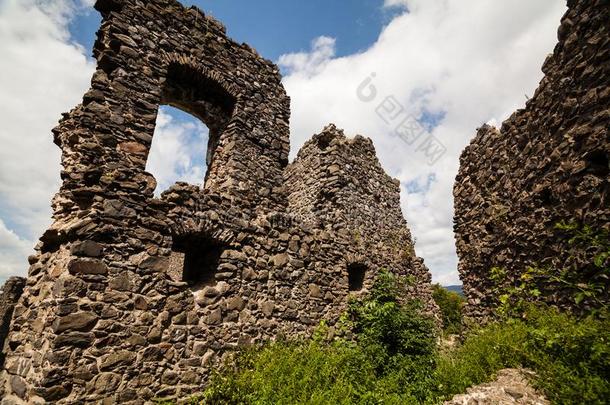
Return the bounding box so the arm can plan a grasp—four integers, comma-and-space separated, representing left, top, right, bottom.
100, 351, 137, 371
0, 0, 438, 403
0, 277, 25, 369
52, 312, 98, 333
108, 272, 133, 291
454, 0, 609, 322
67, 259, 108, 275
9, 375, 26, 399
88, 372, 121, 395
70, 240, 103, 257
444, 369, 548, 405
271, 253, 289, 267
260, 301, 275, 317
225, 296, 245, 311
53, 332, 94, 348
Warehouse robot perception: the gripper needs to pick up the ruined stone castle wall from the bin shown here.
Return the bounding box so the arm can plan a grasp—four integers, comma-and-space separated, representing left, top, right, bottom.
286, 125, 438, 316
0, 278, 25, 372
454, 0, 609, 322
0, 0, 438, 403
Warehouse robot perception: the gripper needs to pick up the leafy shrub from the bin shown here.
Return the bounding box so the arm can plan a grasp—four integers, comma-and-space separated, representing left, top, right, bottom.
490, 222, 609, 316
200, 339, 382, 405
347, 272, 436, 369
434, 317, 527, 396
517, 306, 610, 404
202, 271, 438, 404
197, 273, 609, 405
346, 271, 438, 401
554, 221, 609, 310
435, 305, 610, 403
431, 284, 464, 335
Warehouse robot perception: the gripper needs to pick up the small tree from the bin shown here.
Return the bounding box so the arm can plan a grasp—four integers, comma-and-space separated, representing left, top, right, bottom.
347, 271, 437, 377
432, 284, 464, 335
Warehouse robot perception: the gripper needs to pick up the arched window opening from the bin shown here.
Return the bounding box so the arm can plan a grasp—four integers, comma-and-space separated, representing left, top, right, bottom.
145, 63, 237, 195
168, 234, 227, 289
347, 263, 367, 292
146, 106, 209, 195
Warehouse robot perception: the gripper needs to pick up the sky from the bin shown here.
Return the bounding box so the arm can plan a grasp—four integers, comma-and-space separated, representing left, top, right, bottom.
0, 0, 567, 285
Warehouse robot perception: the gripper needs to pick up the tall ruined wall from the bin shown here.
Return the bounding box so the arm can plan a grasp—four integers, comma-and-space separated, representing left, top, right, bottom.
454, 0, 609, 322
286, 125, 439, 317
1, 0, 292, 402
0, 277, 25, 371
0, 0, 438, 403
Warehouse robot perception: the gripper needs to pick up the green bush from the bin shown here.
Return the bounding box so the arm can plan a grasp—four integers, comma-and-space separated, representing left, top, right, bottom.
431, 284, 464, 335
347, 272, 436, 369
518, 307, 610, 404
201, 271, 438, 404
490, 223, 609, 316
435, 306, 610, 404
346, 271, 438, 401
197, 273, 609, 405
200, 340, 379, 405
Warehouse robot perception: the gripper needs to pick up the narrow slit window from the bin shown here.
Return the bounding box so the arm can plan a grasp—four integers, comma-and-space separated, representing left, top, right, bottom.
585, 150, 609, 177
347, 263, 367, 292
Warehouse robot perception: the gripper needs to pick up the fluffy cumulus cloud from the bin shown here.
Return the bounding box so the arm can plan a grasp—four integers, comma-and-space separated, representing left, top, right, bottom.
278, 36, 337, 79
0, 219, 33, 281
146, 107, 210, 195
280, 0, 567, 285
0, 0, 568, 286
0, 0, 95, 280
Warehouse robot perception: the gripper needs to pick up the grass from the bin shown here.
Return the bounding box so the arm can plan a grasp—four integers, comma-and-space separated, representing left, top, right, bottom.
181, 272, 610, 404
438, 306, 610, 404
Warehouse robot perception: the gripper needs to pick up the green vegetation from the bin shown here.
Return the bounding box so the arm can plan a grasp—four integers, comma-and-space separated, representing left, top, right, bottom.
200, 271, 438, 404
554, 221, 609, 310
432, 284, 464, 335
190, 272, 609, 404
437, 306, 610, 404
490, 222, 609, 316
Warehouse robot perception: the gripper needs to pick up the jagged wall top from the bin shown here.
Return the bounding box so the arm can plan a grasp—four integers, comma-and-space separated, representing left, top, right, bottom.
0, 1, 440, 403
454, 0, 609, 321
48, 0, 291, 243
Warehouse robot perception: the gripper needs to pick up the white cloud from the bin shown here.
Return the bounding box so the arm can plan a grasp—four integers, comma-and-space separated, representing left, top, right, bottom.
280, 0, 566, 285
278, 36, 336, 79
0, 219, 33, 282
146, 108, 210, 194
0, 0, 568, 287
383, 0, 408, 9
0, 0, 95, 276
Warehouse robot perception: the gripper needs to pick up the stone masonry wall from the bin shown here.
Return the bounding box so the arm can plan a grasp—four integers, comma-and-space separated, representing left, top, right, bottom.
286, 125, 439, 317
0, 0, 438, 403
454, 0, 609, 322
0, 278, 25, 371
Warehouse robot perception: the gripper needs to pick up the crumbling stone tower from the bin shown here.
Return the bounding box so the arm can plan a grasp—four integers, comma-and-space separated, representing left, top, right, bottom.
454, 0, 609, 322
0, 0, 437, 403
286, 127, 437, 307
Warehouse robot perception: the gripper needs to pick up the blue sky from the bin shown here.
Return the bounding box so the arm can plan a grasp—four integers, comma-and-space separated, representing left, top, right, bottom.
70, 0, 400, 63
69, 0, 403, 197
0, 0, 567, 285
